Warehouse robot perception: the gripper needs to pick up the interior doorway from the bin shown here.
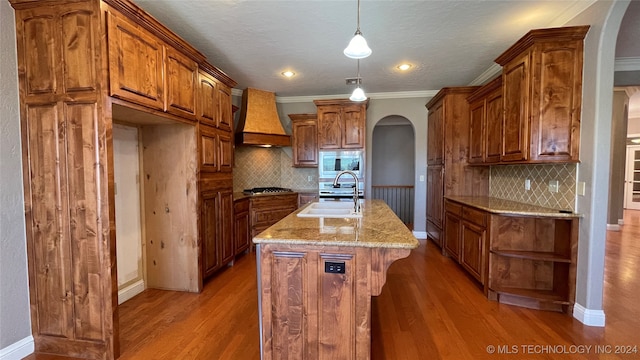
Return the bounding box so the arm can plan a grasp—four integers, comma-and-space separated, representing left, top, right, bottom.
625, 145, 640, 210
371, 116, 415, 226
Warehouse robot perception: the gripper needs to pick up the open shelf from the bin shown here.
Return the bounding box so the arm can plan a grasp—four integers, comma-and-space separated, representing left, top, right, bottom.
490, 285, 570, 305
490, 250, 571, 263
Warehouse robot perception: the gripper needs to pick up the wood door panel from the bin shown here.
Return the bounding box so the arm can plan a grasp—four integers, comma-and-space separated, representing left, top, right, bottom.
64, 102, 104, 341
218, 131, 233, 173
291, 117, 318, 168
444, 211, 461, 261
220, 191, 234, 264
165, 48, 197, 119
197, 71, 217, 126
485, 89, 503, 163
202, 192, 219, 277
530, 43, 581, 161
468, 100, 485, 164
461, 221, 485, 283
502, 52, 530, 162
216, 84, 233, 132
199, 125, 218, 172
26, 103, 73, 338
342, 105, 364, 148
61, 8, 97, 93
318, 107, 341, 149
234, 199, 250, 254
108, 12, 164, 110
22, 14, 57, 95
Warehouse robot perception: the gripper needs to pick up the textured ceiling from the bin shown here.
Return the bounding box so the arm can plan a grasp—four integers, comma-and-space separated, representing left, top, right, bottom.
135, 0, 639, 98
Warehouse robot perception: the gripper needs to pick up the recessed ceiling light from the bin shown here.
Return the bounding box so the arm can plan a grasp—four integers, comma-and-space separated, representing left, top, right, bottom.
281, 71, 295, 78
397, 63, 412, 71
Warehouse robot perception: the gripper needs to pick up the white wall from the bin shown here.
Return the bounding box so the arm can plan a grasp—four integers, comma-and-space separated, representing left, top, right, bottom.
0, 0, 34, 357
629, 117, 640, 134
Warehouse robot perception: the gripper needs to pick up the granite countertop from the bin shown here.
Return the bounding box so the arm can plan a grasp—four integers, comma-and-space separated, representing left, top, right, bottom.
445, 196, 582, 218
253, 199, 420, 249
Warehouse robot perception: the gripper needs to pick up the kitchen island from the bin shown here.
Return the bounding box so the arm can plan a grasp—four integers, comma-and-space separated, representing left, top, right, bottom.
253, 199, 419, 360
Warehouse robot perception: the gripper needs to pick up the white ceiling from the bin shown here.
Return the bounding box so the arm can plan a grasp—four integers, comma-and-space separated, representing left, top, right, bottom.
134, 0, 639, 98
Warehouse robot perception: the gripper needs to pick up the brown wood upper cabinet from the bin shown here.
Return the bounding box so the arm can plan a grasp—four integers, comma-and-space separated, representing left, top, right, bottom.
289, 113, 318, 167
495, 26, 589, 163
467, 76, 503, 164
314, 99, 368, 149
165, 47, 198, 119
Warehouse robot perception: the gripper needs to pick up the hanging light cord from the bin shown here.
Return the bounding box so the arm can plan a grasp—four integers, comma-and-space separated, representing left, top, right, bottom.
356, 0, 361, 34
357, 59, 361, 84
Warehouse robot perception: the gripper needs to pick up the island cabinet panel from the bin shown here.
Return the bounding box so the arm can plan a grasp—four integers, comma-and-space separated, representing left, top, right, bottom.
164, 47, 198, 120
496, 26, 588, 163
107, 11, 164, 110
290, 114, 318, 168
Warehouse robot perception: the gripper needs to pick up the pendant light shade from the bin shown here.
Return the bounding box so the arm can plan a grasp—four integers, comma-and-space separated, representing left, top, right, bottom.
344, 31, 372, 59
349, 86, 367, 102
344, 0, 371, 59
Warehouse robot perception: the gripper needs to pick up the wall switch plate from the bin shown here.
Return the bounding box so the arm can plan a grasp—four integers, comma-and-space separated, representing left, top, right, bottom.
419, 175, 425, 182
308, 175, 313, 182
548, 180, 559, 193
577, 181, 586, 196
524, 179, 531, 191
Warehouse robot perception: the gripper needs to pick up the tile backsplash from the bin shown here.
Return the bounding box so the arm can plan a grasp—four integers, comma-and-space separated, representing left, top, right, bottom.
490, 163, 576, 211
233, 146, 318, 192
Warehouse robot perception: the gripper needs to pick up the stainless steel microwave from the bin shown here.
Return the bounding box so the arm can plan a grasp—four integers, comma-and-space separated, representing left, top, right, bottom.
318, 150, 363, 180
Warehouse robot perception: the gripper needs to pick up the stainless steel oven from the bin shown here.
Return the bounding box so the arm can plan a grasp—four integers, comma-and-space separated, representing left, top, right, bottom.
318, 181, 364, 200
318, 150, 363, 180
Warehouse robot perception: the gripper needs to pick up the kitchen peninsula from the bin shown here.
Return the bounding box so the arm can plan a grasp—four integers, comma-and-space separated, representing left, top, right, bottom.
253, 200, 419, 359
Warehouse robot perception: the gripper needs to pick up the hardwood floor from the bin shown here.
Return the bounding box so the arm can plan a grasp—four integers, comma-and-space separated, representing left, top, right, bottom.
25, 210, 640, 359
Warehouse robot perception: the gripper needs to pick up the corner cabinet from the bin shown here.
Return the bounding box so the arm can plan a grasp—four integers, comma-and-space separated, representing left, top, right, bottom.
425, 88, 489, 248
9, 0, 237, 358
314, 99, 368, 150
289, 113, 318, 168
495, 26, 589, 163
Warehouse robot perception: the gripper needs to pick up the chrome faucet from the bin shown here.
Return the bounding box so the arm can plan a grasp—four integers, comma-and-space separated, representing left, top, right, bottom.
333, 170, 360, 213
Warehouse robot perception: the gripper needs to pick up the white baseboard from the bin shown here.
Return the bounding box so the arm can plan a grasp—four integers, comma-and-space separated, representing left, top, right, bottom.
573, 303, 606, 327
606, 224, 621, 231
618, 219, 624, 226
118, 279, 145, 304
0, 335, 34, 360
413, 230, 427, 239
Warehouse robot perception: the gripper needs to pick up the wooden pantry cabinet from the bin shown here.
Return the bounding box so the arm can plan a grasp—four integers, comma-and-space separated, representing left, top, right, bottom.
9, 0, 237, 358
495, 26, 589, 163
289, 113, 318, 168
425, 88, 489, 248
314, 99, 368, 150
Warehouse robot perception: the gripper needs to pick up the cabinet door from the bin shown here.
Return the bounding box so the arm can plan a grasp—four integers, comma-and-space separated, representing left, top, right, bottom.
484, 88, 503, 163
199, 124, 218, 172
197, 70, 217, 126
529, 41, 582, 162
318, 105, 342, 149
468, 99, 485, 164
234, 199, 251, 254
427, 102, 444, 165
298, 193, 319, 207
291, 118, 318, 167
461, 221, 485, 283
202, 192, 220, 278
108, 12, 164, 110
502, 51, 530, 162
426, 166, 444, 245
217, 83, 233, 132
218, 131, 233, 173
165, 47, 197, 119
219, 190, 235, 264
444, 211, 462, 262
342, 104, 365, 148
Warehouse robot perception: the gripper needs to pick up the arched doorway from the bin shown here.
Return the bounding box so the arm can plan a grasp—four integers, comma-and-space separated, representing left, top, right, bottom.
371, 116, 415, 228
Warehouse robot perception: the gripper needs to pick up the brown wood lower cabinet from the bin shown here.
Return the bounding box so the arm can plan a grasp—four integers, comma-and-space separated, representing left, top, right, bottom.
297, 191, 319, 208
250, 194, 299, 240
444, 198, 578, 313
201, 188, 234, 279
234, 198, 251, 254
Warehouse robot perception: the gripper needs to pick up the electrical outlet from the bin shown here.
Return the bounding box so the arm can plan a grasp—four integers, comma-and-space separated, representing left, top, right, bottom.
307, 175, 313, 182
524, 179, 531, 191
577, 181, 586, 196
325, 261, 345, 274
419, 175, 425, 182
548, 180, 559, 193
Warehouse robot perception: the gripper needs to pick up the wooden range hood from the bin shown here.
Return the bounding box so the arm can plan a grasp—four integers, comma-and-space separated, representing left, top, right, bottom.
236, 88, 291, 146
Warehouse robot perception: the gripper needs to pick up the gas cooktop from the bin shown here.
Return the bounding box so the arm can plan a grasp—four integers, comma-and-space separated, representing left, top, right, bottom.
243, 187, 293, 195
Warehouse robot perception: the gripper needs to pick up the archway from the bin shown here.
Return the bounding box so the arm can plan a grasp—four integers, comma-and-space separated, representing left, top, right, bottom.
371, 115, 415, 227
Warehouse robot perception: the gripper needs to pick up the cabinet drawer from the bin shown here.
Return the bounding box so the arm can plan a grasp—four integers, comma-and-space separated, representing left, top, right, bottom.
462, 206, 486, 227
445, 201, 462, 216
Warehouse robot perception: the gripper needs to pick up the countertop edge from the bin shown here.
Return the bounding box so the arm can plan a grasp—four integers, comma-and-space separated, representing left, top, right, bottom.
445, 196, 582, 218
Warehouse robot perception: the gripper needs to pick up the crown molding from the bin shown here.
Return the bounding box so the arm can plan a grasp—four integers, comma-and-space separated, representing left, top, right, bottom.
232, 90, 439, 103
615, 57, 640, 72
469, 63, 502, 86
548, 0, 598, 27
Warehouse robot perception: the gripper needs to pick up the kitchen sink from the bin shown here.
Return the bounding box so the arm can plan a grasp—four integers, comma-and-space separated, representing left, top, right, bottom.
297, 201, 363, 219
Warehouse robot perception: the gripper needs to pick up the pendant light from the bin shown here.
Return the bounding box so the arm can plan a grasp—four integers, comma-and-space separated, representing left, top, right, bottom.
350, 59, 367, 102
344, 0, 371, 59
